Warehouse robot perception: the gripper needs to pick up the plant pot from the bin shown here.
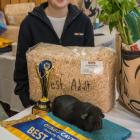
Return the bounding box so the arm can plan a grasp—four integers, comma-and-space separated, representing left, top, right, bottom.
118, 47, 140, 117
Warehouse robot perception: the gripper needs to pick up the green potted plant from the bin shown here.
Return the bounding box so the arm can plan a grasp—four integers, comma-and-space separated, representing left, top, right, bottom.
98, 0, 140, 117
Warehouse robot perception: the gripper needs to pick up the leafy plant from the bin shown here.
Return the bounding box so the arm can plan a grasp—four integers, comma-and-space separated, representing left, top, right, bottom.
98, 0, 138, 45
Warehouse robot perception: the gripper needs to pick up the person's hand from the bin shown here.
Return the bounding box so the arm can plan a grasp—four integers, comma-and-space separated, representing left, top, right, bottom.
83, 8, 92, 16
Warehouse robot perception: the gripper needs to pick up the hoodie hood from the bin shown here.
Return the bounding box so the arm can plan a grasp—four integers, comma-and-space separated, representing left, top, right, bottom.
29, 2, 82, 30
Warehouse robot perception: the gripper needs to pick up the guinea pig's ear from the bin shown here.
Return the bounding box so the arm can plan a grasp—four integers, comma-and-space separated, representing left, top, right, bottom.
81, 113, 88, 120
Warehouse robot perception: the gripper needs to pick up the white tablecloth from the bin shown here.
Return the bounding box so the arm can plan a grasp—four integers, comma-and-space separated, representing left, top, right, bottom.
0, 102, 139, 140
94, 25, 116, 48
0, 52, 24, 112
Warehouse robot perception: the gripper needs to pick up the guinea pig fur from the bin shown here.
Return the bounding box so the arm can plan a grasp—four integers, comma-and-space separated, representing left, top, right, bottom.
51, 95, 104, 132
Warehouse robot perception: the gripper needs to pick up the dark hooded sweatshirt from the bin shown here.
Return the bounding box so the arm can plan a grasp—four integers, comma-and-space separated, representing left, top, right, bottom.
14, 2, 94, 108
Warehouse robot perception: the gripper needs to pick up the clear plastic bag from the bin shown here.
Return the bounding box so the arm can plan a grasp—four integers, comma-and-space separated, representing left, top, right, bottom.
0, 11, 7, 35
125, 8, 140, 44
26, 43, 116, 112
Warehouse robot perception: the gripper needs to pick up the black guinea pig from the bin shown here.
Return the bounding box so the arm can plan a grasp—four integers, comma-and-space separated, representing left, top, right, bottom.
51, 95, 104, 132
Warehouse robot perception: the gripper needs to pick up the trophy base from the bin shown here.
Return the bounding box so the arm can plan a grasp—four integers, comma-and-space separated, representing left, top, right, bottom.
32, 97, 51, 115
32, 105, 48, 115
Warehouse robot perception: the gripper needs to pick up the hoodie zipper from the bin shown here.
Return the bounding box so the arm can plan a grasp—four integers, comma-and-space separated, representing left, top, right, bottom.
60, 13, 81, 42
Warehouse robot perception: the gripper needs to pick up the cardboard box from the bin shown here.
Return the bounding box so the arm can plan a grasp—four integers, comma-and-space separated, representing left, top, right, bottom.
4, 3, 35, 26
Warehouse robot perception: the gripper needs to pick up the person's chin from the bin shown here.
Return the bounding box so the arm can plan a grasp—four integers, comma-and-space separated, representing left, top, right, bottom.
54, 5, 67, 9
54, 2, 68, 9
56, 0, 67, 3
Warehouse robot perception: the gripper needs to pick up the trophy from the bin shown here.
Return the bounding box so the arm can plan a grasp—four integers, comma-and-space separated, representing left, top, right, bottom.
32, 60, 53, 115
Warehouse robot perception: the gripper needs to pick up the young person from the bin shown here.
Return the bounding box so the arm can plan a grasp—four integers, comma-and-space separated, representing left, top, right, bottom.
14, 0, 94, 108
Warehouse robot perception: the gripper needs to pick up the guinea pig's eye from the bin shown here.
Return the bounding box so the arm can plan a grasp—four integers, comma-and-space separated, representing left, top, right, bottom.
81, 113, 88, 120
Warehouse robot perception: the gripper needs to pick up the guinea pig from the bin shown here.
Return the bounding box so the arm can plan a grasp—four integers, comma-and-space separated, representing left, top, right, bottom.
51, 95, 104, 132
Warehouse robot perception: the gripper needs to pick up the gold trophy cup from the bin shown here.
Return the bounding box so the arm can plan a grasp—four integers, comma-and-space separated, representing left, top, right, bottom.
32, 60, 52, 115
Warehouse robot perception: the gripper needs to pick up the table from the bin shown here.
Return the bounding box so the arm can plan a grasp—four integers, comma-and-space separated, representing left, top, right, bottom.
0, 25, 115, 112
0, 52, 24, 112
94, 25, 116, 48
0, 102, 139, 140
